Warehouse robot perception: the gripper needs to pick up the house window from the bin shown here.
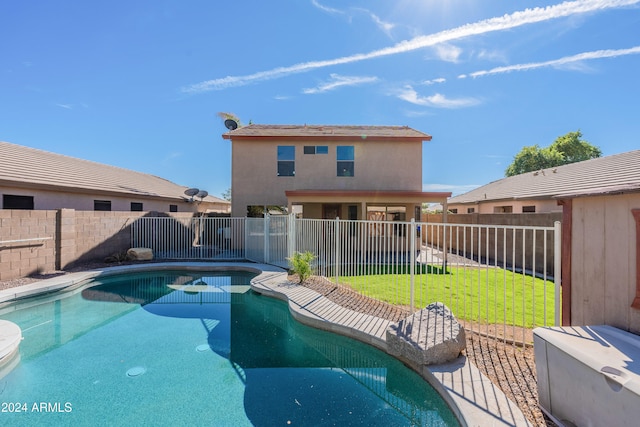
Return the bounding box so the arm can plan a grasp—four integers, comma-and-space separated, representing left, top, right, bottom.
467, 207, 475, 213
3, 194, 34, 210
494, 206, 513, 213
449, 209, 458, 214
303, 145, 328, 154
94, 200, 111, 211
131, 202, 143, 211
169, 204, 178, 212
337, 146, 354, 177
277, 146, 295, 176
522, 205, 536, 213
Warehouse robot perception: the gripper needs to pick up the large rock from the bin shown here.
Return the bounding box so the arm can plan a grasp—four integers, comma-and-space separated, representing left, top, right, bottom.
386, 302, 465, 366
127, 247, 153, 261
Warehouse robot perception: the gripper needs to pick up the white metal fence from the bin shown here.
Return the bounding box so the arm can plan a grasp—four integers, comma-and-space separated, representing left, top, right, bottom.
132, 215, 561, 345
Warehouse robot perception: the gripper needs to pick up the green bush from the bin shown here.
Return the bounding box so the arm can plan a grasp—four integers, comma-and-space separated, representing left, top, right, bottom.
287, 251, 316, 284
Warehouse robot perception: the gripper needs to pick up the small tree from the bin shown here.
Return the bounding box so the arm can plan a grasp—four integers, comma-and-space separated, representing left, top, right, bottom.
287, 251, 316, 284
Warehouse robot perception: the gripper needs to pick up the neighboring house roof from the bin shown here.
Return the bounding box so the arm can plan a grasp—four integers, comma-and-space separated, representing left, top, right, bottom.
0, 140, 228, 204
449, 150, 640, 204
222, 124, 432, 142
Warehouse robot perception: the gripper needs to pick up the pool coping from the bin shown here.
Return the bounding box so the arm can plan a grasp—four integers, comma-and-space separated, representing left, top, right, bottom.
0, 262, 532, 427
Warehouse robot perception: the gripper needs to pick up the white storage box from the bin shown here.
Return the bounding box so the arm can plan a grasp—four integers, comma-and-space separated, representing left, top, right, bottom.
534, 325, 640, 427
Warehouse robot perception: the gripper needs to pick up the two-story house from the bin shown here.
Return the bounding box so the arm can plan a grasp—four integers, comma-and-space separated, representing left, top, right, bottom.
222, 124, 450, 220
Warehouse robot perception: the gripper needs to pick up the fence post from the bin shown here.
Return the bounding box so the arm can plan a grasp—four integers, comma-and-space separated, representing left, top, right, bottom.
264, 214, 270, 264
288, 213, 296, 259
554, 220, 562, 326
334, 217, 340, 285
410, 218, 416, 313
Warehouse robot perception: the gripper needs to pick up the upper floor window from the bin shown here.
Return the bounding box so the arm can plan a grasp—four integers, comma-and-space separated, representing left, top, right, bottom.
3, 194, 34, 210
131, 202, 143, 211
304, 145, 328, 154
522, 205, 536, 213
467, 207, 475, 213
169, 204, 178, 212
277, 146, 295, 176
337, 146, 354, 177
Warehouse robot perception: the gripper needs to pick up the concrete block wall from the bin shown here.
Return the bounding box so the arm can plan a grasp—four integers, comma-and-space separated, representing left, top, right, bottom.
0, 210, 58, 281
0, 209, 196, 281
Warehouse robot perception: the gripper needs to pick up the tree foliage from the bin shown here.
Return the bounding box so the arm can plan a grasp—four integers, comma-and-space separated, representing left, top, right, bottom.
505, 131, 601, 177
221, 187, 231, 202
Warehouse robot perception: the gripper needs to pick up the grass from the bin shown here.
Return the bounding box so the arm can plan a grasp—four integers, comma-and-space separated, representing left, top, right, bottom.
338, 264, 558, 329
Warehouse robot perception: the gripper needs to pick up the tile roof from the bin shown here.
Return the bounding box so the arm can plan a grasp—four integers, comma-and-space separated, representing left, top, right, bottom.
222, 124, 432, 141
448, 150, 640, 204
0, 141, 227, 203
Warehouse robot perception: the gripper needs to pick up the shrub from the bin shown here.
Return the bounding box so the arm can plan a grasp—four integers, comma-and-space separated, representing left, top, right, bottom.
287, 251, 316, 284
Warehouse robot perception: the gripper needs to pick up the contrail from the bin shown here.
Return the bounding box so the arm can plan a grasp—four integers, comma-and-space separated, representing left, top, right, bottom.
182, 0, 639, 93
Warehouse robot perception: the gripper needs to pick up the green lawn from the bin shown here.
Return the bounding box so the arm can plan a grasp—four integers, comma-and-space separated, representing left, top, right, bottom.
338, 264, 558, 329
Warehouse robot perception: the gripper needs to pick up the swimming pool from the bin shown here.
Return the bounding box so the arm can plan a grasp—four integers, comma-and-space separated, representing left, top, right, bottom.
0, 269, 460, 426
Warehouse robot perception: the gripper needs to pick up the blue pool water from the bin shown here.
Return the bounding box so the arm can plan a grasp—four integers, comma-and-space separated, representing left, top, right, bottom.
0, 270, 460, 426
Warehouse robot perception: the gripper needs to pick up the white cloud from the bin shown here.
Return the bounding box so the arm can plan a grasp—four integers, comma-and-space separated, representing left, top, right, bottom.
353, 8, 396, 36
310, 0, 344, 15
303, 73, 378, 94
476, 49, 508, 63
56, 103, 72, 109
461, 45, 640, 78
397, 86, 480, 109
422, 78, 446, 85
432, 44, 462, 63
183, 0, 640, 93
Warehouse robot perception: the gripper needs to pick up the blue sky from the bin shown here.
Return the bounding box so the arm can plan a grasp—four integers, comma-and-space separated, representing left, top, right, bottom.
2, 0, 639, 199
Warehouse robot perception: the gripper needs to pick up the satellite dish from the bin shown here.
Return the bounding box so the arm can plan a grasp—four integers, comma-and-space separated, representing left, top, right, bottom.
184, 188, 199, 197
196, 190, 208, 199
224, 119, 238, 130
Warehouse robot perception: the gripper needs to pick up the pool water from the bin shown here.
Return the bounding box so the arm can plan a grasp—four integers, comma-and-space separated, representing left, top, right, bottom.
0, 270, 460, 426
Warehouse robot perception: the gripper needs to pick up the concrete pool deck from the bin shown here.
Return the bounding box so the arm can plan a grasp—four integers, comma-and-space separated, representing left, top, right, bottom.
0, 262, 532, 427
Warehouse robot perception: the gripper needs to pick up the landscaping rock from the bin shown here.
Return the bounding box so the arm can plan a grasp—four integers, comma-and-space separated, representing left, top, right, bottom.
386, 302, 465, 366
127, 247, 153, 261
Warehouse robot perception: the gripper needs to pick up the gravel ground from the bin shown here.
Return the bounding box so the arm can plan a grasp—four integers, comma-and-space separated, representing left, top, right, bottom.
1, 267, 555, 426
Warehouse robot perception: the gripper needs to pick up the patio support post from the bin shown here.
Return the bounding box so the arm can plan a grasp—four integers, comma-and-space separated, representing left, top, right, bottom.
554, 220, 562, 326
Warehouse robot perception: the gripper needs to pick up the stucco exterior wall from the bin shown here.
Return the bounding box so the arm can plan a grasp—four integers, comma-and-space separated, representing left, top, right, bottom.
569, 193, 640, 333
0, 184, 228, 213
232, 138, 422, 216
